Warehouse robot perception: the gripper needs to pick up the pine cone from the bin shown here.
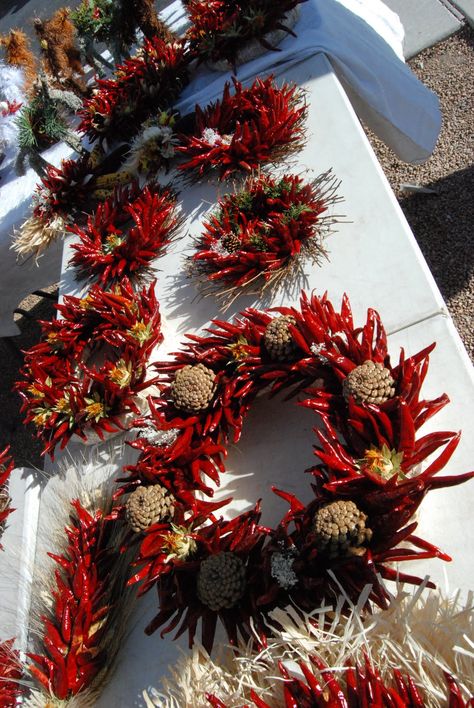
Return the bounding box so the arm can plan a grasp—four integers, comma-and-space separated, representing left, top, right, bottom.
343, 360, 395, 405
197, 552, 246, 611
313, 500, 372, 558
264, 315, 297, 361
125, 484, 175, 533
171, 363, 216, 413
221, 233, 241, 253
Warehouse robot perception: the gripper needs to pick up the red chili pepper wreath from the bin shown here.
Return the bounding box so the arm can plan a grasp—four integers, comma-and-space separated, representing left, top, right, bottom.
177, 75, 307, 181
68, 181, 181, 287
189, 170, 341, 304
15, 279, 162, 457
115, 290, 473, 654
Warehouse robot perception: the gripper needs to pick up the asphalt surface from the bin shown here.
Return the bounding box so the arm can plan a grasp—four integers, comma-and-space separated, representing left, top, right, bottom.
0, 0, 68, 44
0, 0, 172, 47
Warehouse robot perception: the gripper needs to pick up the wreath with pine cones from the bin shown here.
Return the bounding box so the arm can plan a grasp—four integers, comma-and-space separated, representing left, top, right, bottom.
188, 170, 342, 306
113, 289, 473, 654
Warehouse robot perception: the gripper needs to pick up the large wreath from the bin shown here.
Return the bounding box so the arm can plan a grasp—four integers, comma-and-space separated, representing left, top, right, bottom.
114, 291, 472, 653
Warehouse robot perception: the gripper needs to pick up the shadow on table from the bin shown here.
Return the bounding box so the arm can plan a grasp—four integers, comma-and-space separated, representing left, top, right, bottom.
164, 264, 313, 335
0, 291, 57, 476
399, 164, 474, 302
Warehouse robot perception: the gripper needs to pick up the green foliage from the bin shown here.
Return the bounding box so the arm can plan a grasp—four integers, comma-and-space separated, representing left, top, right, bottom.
248, 233, 269, 251
16, 100, 68, 151
71, 0, 114, 43
15, 76, 76, 166
232, 190, 255, 212
282, 203, 312, 223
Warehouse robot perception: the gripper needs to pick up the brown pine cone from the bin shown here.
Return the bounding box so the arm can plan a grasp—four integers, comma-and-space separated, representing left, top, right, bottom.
343, 360, 395, 405
197, 552, 246, 611
170, 363, 216, 413
313, 500, 372, 558
264, 315, 297, 361
221, 233, 241, 253
126, 484, 175, 533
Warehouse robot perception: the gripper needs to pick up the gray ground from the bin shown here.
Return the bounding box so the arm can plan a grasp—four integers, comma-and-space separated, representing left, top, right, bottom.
0, 14, 472, 469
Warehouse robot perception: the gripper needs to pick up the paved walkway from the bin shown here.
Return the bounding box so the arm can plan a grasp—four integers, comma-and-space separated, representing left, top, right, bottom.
383, 0, 472, 57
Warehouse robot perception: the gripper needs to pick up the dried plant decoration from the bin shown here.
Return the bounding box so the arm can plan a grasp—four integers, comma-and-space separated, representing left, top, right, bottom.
188, 171, 342, 307
186, 0, 304, 71
72, 0, 177, 68
15, 279, 162, 457
116, 291, 473, 652
12, 151, 134, 258
0, 638, 23, 706
149, 583, 474, 707
78, 38, 189, 143
0, 29, 37, 91
33, 9, 87, 96
177, 76, 307, 181
24, 452, 138, 707
123, 112, 179, 177
68, 181, 182, 287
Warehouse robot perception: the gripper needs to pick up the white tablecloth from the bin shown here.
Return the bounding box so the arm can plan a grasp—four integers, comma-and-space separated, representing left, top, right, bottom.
0, 0, 441, 337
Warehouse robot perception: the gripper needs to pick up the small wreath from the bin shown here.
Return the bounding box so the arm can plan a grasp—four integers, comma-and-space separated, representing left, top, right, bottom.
185, 0, 303, 70
116, 290, 472, 653
16, 279, 162, 457
177, 76, 307, 181
68, 181, 181, 287
188, 170, 342, 306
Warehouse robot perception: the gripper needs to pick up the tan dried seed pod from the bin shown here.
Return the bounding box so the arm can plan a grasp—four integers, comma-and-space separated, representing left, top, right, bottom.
264, 315, 297, 361
343, 360, 395, 405
126, 484, 175, 533
221, 233, 241, 253
313, 500, 372, 558
197, 552, 246, 611
171, 363, 216, 413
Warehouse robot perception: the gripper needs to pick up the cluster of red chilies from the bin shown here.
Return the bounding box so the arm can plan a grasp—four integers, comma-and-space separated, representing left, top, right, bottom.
15, 279, 162, 457
31, 156, 100, 227
78, 38, 190, 143
68, 181, 180, 286
177, 76, 307, 180
28, 500, 132, 701
185, 0, 304, 68
0, 99, 22, 117
207, 655, 473, 708
0, 638, 23, 706
190, 171, 337, 295
116, 290, 473, 653
0, 446, 15, 551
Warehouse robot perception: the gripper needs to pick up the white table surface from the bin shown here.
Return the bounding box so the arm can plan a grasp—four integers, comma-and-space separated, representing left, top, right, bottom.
0, 141, 73, 337
7, 51, 472, 706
